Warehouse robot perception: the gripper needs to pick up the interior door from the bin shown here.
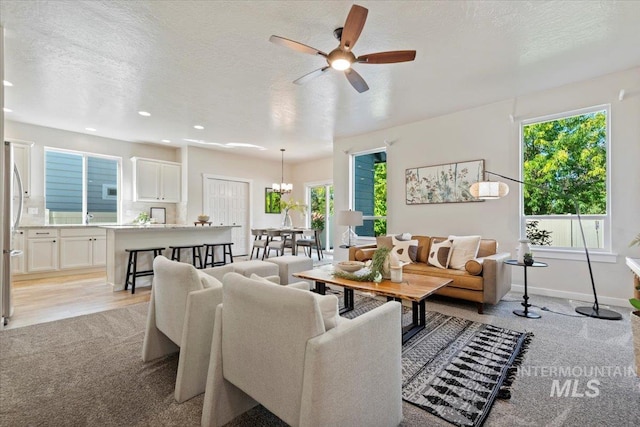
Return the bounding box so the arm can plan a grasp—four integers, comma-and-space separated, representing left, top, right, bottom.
204, 177, 249, 256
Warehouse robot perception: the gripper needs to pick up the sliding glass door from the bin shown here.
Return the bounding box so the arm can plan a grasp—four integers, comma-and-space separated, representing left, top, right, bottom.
307, 183, 334, 252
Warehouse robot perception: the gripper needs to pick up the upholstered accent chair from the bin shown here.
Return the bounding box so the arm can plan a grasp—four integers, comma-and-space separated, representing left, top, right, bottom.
201, 272, 403, 427
142, 255, 223, 403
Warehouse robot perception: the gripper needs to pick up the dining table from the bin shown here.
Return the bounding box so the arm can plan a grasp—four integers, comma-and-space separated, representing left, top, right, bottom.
252, 227, 306, 256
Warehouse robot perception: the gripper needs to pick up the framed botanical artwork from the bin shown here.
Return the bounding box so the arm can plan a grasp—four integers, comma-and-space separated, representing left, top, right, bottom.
265, 188, 282, 214
406, 159, 485, 204
150, 207, 166, 224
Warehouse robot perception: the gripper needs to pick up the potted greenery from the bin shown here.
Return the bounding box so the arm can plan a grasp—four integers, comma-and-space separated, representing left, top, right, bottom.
523, 252, 534, 266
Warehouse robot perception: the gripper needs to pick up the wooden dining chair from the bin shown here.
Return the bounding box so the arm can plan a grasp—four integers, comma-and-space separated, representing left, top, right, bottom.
296, 229, 323, 260
264, 229, 288, 259
250, 229, 267, 260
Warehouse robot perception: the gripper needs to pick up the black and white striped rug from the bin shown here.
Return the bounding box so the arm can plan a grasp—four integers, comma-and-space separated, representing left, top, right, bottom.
334, 291, 533, 427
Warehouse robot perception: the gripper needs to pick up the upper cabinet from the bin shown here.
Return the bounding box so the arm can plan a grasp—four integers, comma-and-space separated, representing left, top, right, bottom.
132, 157, 181, 202
11, 141, 32, 198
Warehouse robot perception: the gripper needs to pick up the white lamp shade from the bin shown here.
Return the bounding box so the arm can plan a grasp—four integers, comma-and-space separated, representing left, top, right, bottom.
470, 181, 509, 199
336, 210, 363, 226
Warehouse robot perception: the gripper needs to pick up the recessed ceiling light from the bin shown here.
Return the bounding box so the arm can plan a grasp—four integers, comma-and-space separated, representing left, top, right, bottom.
85, 127, 97, 132
3, 107, 13, 113
3, 80, 13, 87
138, 111, 151, 117
161, 139, 171, 143
193, 125, 204, 130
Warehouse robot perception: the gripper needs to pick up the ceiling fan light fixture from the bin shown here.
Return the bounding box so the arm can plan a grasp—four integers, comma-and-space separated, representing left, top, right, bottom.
327, 48, 355, 71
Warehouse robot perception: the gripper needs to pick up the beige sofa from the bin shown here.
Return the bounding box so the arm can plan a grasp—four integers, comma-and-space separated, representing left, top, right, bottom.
349, 235, 511, 313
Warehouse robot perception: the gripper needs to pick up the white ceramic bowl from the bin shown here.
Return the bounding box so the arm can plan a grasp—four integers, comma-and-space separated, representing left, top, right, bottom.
337, 261, 364, 273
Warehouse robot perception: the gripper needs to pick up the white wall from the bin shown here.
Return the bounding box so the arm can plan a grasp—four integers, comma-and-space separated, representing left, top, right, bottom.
182, 145, 326, 229
334, 68, 640, 304
4, 121, 180, 224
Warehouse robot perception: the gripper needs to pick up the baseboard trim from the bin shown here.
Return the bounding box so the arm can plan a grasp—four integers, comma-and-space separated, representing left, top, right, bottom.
510, 284, 628, 308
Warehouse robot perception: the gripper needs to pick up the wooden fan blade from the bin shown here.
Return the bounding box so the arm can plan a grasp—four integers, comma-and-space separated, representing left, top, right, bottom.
340, 5, 368, 51
357, 50, 417, 64
344, 68, 369, 93
269, 35, 327, 57
293, 67, 330, 85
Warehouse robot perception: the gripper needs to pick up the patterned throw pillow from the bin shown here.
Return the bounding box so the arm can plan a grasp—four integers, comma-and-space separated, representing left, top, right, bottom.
428, 239, 453, 269
448, 235, 482, 270
391, 236, 419, 264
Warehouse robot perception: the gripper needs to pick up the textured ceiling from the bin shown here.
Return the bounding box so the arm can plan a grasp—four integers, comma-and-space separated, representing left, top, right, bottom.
2, 0, 640, 161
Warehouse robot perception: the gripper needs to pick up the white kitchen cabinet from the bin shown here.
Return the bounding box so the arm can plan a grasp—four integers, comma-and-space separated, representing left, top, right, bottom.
27, 229, 59, 272
10, 230, 26, 275
132, 157, 181, 202
59, 228, 106, 269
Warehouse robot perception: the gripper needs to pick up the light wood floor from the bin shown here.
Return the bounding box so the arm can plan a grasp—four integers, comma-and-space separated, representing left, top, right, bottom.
3, 272, 150, 330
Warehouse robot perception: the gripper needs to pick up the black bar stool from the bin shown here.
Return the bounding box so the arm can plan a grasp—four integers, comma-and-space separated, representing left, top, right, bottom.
125, 247, 165, 294
170, 245, 204, 269
203, 242, 234, 267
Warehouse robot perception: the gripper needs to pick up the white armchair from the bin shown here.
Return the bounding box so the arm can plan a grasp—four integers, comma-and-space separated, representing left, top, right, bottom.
142, 255, 223, 403
201, 272, 403, 427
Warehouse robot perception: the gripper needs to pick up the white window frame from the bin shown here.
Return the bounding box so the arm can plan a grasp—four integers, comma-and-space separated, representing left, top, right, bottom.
519, 105, 615, 263
44, 147, 122, 224
350, 147, 387, 240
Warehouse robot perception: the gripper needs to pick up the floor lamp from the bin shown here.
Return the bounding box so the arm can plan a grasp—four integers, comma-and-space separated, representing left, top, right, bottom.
470, 170, 622, 321
337, 210, 363, 248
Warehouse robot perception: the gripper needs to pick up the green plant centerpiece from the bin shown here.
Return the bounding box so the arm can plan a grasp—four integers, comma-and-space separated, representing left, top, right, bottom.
334, 247, 392, 282
280, 198, 307, 228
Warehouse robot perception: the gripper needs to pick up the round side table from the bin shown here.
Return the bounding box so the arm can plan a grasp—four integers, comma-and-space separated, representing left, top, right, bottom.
505, 259, 548, 319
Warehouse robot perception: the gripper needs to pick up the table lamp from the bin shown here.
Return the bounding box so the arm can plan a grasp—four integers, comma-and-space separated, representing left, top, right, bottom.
337, 210, 363, 247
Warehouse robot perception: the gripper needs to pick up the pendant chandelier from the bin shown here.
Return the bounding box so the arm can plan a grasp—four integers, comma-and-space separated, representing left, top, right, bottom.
272, 148, 292, 194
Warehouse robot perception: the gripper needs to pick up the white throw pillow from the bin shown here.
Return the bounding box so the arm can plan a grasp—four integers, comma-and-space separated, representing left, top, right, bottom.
448, 235, 482, 270
198, 271, 222, 289
391, 236, 419, 264
311, 293, 340, 331
428, 239, 453, 269
250, 274, 338, 330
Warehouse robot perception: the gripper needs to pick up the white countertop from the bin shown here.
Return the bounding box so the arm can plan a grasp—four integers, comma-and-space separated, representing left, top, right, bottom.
101, 224, 240, 230
19, 224, 239, 230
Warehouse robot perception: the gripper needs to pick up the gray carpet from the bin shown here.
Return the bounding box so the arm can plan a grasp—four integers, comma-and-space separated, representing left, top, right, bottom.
1, 292, 638, 426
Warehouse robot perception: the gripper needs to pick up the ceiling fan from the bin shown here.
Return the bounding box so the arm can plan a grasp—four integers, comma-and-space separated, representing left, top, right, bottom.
269, 4, 416, 93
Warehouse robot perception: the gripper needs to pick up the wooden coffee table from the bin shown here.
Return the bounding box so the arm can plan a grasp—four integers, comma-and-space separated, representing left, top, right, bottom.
293, 268, 452, 344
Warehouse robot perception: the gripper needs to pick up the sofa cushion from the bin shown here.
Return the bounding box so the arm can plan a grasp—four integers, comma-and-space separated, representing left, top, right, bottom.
448, 235, 482, 270
354, 248, 376, 261
427, 238, 452, 269
403, 263, 484, 291
465, 258, 484, 276
376, 236, 394, 249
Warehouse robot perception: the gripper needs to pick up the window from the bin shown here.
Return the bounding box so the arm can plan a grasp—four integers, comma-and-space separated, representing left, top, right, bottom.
352, 149, 387, 237
521, 106, 609, 251
45, 149, 120, 224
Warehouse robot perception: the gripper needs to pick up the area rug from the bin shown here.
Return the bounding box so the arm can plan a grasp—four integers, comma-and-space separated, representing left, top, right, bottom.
336, 292, 533, 427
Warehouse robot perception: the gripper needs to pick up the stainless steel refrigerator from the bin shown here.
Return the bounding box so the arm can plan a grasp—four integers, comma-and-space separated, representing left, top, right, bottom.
2, 140, 24, 325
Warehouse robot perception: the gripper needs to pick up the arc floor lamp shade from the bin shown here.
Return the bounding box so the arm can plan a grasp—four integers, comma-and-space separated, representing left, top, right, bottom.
471, 170, 621, 321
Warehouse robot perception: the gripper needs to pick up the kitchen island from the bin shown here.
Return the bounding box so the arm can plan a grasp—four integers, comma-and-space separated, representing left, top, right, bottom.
102, 224, 238, 291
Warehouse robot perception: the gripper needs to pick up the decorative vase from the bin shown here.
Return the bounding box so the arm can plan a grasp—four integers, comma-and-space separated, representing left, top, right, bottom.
516, 239, 531, 264
390, 266, 403, 283
632, 312, 640, 376
282, 211, 292, 228
523, 256, 534, 266
382, 251, 400, 279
